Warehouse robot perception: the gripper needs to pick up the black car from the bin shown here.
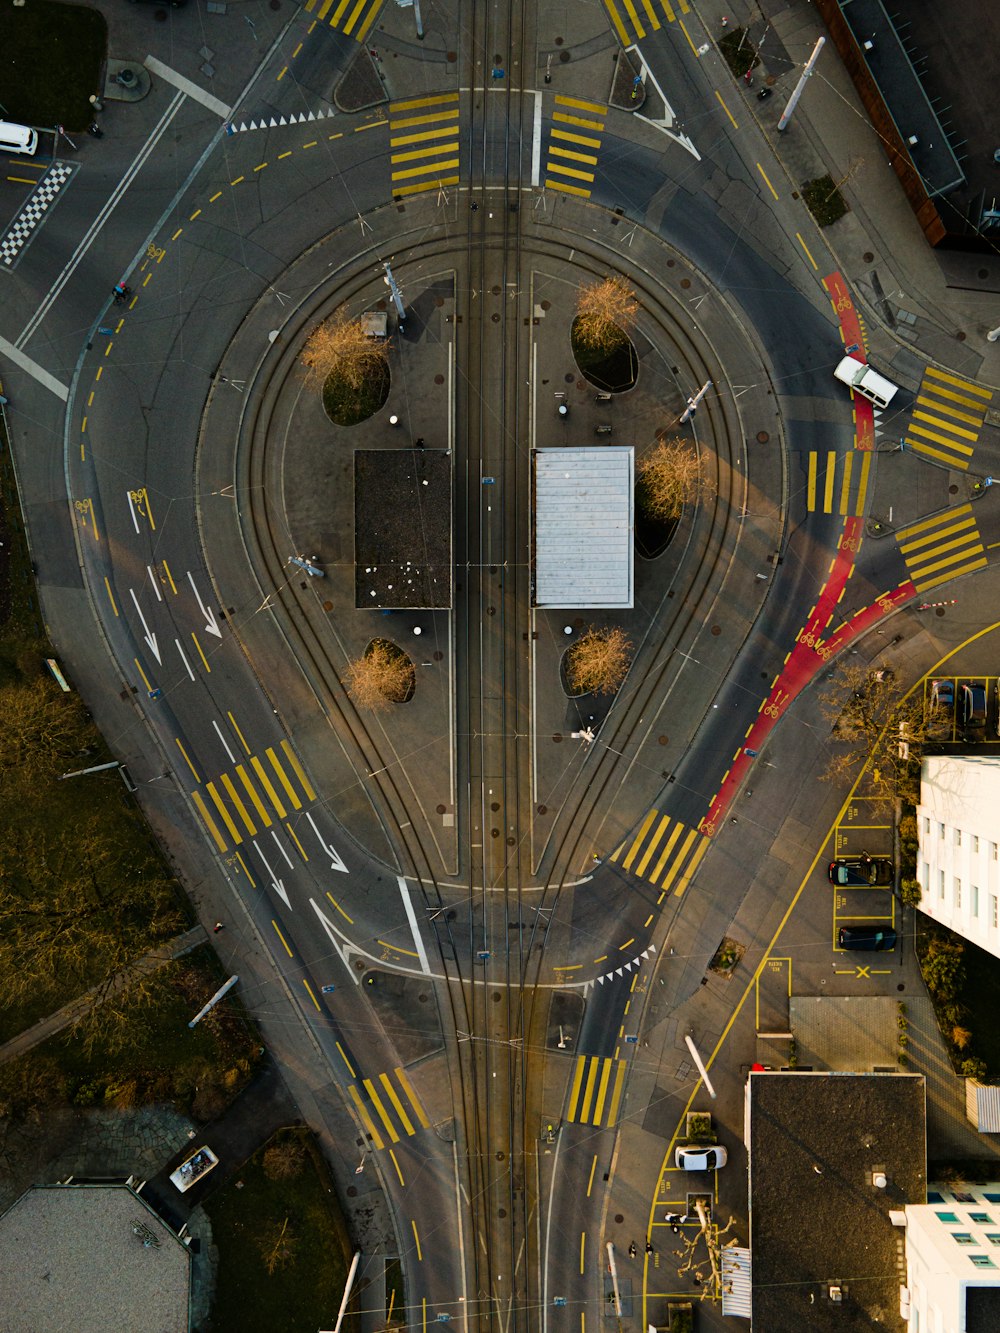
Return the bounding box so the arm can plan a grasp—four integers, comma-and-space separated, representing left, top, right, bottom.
828, 855, 894, 887
926, 678, 955, 741
960, 682, 987, 740
838, 925, 897, 951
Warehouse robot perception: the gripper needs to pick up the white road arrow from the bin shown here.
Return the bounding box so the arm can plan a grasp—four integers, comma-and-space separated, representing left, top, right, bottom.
306, 812, 349, 873
129, 589, 161, 663
252, 839, 290, 908
187, 571, 223, 638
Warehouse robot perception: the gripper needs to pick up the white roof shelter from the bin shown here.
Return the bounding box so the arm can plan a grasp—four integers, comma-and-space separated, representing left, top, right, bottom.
533, 447, 634, 608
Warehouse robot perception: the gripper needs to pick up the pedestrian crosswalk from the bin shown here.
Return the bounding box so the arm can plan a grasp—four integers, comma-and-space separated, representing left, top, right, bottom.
191, 740, 317, 853
389, 93, 460, 200
544, 96, 606, 200
804, 449, 873, 515
301, 0, 382, 42
609, 811, 709, 898
601, 0, 690, 44
566, 1055, 627, 1127
348, 1067, 431, 1149
903, 366, 993, 471
896, 503, 986, 594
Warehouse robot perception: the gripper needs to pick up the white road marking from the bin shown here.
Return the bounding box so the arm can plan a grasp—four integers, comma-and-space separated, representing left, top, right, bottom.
147, 565, 162, 601
531, 90, 543, 186
252, 839, 290, 908
271, 829, 295, 869
212, 718, 236, 762
187, 571, 222, 637
129, 588, 161, 663
176, 638, 196, 682
397, 875, 431, 975
17, 91, 186, 351
127, 492, 141, 534
145, 56, 233, 119
0, 336, 67, 401
306, 811, 349, 873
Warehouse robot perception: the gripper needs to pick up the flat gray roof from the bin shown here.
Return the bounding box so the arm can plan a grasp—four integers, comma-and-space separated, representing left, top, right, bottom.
533, 447, 634, 609
0, 1184, 190, 1333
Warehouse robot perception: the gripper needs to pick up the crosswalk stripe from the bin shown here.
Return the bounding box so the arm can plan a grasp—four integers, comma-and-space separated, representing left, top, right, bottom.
602, 0, 630, 43
280, 740, 316, 801
915, 394, 983, 427
900, 515, 975, 552
621, 808, 659, 870
620, 0, 647, 38
547, 162, 595, 183
918, 559, 987, 593
549, 145, 599, 165
192, 790, 227, 852
592, 1058, 614, 1124
911, 411, 979, 442
251, 754, 287, 819
839, 452, 854, 516
395, 1067, 431, 1129
807, 452, 817, 511
907, 423, 975, 455
390, 93, 459, 112
552, 128, 602, 149
823, 449, 836, 512
911, 542, 984, 581
236, 764, 272, 827
390, 125, 458, 147
579, 1057, 600, 1122
660, 828, 698, 894
348, 1084, 385, 1150
207, 781, 242, 845
267, 747, 302, 809
395, 176, 459, 197
553, 111, 605, 131
392, 158, 460, 181
567, 1055, 586, 1120
636, 815, 670, 877
364, 1077, 401, 1143
221, 771, 257, 836
856, 451, 872, 514
380, 1072, 415, 1135
391, 143, 458, 165
389, 109, 459, 130
545, 179, 591, 197
897, 503, 972, 539
606, 1060, 627, 1126
555, 95, 608, 114
640, 0, 663, 28
925, 365, 993, 398
673, 836, 710, 897
649, 823, 684, 886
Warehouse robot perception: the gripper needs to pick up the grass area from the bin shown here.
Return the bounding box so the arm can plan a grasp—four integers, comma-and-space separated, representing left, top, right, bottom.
204, 1127, 357, 1333
719, 28, 759, 80
323, 360, 390, 426
0, 1, 107, 130
801, 176, 849, 227
0, 947, 261, 1119
570, 317, 638, 393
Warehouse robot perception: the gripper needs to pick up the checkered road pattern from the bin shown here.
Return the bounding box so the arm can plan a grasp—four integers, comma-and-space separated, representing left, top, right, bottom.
1, 162, 76, 269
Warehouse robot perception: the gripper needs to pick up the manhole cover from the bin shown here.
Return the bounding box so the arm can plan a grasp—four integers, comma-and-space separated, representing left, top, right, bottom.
658, 735, 668, 745
435, 373, 444, 385
711, 625, 721, 635
538, 804, 547, 814
756, 431, 770, 444
437, 804, 447, 814
553, 734, 562, 743
324, 600, 333, 612
492, 828, 500, 837
863, 252, 874, 262
491, 801, 500, 811
680, 278, 691, 288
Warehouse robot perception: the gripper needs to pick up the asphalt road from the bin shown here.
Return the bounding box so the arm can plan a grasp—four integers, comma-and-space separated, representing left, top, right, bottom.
4, 2, 1000, 1331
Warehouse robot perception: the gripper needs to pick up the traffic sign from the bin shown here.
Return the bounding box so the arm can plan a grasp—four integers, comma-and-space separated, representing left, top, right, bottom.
321, 984, 336, 994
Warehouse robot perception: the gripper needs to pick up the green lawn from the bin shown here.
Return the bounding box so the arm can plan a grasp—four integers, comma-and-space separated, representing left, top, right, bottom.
205, 1128, 357, 1333
0, 1, 107, 130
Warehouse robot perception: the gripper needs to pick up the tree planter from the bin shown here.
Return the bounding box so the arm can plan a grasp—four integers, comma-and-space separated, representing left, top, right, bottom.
709, 937, 745, 978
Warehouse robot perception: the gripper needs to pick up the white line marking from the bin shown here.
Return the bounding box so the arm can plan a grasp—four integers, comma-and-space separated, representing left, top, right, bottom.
127, 492, 140, 534
145, 56, 233, 119
187, 570, 223, 637
0, 336, 68, 401
176, 639, 196, 682
212, 718, 236, 762
17, 91, 186, 351
306, 811, 349, 873
531, 90, 543, 186
146, 565, 162, 601
397, 875, 431, 975
252, 839, 290, 908
129, 588, 161, 663
271, 829, 295, 869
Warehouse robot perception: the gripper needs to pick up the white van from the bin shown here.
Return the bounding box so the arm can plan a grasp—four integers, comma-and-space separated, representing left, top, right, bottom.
833, 355, 899, 409
0, 122, 38, 156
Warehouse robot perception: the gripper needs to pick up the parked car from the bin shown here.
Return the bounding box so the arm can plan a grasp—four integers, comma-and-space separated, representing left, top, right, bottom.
675, 1144, 728, 1171
996, 681, 1000, 738
960, 682, 987, 740
838, 925, 897, 951
827, 855, 894, 887
833, 355, 899, 409
926, 678, 955, 740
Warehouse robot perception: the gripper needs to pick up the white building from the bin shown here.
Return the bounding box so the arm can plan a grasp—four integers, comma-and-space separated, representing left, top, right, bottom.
916, 756, 1000, 958
904, 1182, 1000, 1330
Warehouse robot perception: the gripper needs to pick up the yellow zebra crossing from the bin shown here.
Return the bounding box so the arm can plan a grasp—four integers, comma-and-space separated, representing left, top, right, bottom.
903, 366, 993, 471
348, 1067, 431, 1149
544, 95, 606, 200
192, 740, 317, 853
805, 449, 873, 515
601, 0, 690, 44
609, 811, 709, 899
897, 503, 986, 594
302, 0, 382, 42
389, 93, 460, 199
566, 1056, 627, 1127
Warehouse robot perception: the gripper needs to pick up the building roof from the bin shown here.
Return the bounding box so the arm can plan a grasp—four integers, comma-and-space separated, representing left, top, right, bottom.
967, 1286, 1000, 1331
354, 448, 452, 609
0, 1184, 190, 1333
533, 446, 634, 608
748, 1071, 926, 1332
920, 755, 1000, 831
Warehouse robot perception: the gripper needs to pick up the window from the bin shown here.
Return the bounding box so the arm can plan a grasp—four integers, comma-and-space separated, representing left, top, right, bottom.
993, 896, 998, 929
985, 1194, 1000, 1203
923, 863, 930, 893
974, 835, 980, 853
954, 1192, 976, 1203
940, 823, 946, 839
955, 878, 962, 909
970, 1254, 996, 1268
952, 1232, 975, 1245
993, 842, 998, 862
940, 869, 946, 899
970, 1212, 993, 1224
973, 885, 980, 918
986, 1234, 1000, 1246
936, 1212, 959, 1223
956, 829, 963, 847
927, 1191, 945, 1203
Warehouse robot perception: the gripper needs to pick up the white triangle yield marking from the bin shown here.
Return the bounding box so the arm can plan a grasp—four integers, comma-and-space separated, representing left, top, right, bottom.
615, 967, 623, 978
624, 962, 634, 972
279, 115, 287, 125
269, 117, 278, 127
597, 975, 605, 985
641, 948, 651, 959
306, 111, 316, 121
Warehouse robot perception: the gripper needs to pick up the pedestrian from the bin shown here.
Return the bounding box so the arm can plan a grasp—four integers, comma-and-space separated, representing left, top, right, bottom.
213, 921, 225, 933
693, 1272, 703, 1286
113, 282, 131, 304
645, 1241, 654, 1255
628, 1242, 636, 1258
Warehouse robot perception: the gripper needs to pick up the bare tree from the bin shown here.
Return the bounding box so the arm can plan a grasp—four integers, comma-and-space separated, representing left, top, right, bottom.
566, 627, 633, 697
345, 639, 415, 712
818, 664, 925, 810
574, 276, 639, 352
0, 678, 94, 780
264, 1137, 307, 1181
637, 438, 716, 521
261, 1217, 298, 1275
300, 312, 390, 393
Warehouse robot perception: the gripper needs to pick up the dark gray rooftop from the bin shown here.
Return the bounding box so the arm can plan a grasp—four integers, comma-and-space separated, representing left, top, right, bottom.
749, 1070, 926, 1333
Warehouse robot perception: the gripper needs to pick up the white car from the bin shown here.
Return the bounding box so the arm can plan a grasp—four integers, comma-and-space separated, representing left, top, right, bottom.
675, 1144, 728, 1171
